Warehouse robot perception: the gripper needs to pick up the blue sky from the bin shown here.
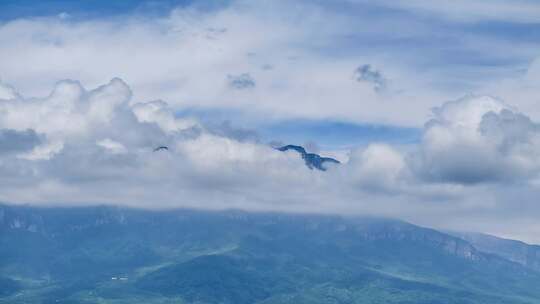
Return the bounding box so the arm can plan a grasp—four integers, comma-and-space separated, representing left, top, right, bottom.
0, 0, 219, 20
260, 120, 420, 149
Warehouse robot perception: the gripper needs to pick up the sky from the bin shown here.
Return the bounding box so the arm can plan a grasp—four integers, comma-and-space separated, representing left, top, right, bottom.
1, 0, 540, 242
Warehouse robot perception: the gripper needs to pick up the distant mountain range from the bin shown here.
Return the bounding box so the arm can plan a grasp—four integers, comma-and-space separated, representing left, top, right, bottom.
277, 145, 340, 171
1, 204, 540, 303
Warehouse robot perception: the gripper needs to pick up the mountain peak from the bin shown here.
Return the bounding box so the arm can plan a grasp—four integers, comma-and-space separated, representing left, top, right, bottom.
277, 144, 340, 171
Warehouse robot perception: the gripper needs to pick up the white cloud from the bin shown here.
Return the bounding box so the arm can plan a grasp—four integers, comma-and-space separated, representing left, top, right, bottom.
19, 140, 64, 160
414, 95, 540, 184
0, 1, 453, 128
1, 78, 540, 241
0, 81, 19, 100
363, 0, 540, 23
132, 100, 198, 133
97, 138, 128, 155
346, 144, 406, 191
526, 58, 540, 82
0, 78, 132, 160
1, 1, 540, 242
0, 1, 537, 129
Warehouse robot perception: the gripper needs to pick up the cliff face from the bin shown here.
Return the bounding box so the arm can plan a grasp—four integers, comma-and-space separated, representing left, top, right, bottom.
0, 204, 506, 265
450, 231, 540, 271
372, 226, 481, 261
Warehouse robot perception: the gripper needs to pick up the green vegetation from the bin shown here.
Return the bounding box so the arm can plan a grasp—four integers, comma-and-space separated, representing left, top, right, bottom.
1, 205, 539, 303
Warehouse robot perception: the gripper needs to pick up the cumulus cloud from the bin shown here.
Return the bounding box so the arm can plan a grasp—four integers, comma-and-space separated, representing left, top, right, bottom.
0, 78, 310, 208
132, 100, 199, 133
414, 95, 540, 184
345, 144, 406, 192
0, 79, 126, 139
1, 0, 540, 241
1, 78, 540, 242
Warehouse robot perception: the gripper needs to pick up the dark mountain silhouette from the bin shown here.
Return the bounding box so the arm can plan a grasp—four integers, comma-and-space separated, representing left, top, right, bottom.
277, 144, 340, 171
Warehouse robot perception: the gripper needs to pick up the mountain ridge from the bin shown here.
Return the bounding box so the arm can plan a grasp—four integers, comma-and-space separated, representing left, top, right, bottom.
1, 204, 539, 303
277, 144, 340, 171
448, 231, 540, 272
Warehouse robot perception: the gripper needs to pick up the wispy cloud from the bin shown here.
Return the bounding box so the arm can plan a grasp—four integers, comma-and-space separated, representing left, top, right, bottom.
0, 0, 538, 128
363, 0, 540, 23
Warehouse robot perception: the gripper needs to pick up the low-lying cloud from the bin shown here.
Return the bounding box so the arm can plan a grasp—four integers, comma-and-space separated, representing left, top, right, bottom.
2, 78, 540, 242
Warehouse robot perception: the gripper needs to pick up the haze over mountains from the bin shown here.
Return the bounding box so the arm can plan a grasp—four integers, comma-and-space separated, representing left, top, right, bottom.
3, 144, 538, 304
1, 0, 540, 243
1, 204, 540, 304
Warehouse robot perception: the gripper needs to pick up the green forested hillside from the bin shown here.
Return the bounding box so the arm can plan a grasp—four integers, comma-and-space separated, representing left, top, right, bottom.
0, 204, 538, 304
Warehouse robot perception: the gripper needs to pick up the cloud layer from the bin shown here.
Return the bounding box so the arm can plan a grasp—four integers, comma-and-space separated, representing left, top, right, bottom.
1, 78, 540, 242
1, 0, 539, 128
1, 0, 540, 242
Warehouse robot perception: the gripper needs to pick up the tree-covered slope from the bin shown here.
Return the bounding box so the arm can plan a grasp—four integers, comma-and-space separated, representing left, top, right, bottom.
0, 204, 539, 303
